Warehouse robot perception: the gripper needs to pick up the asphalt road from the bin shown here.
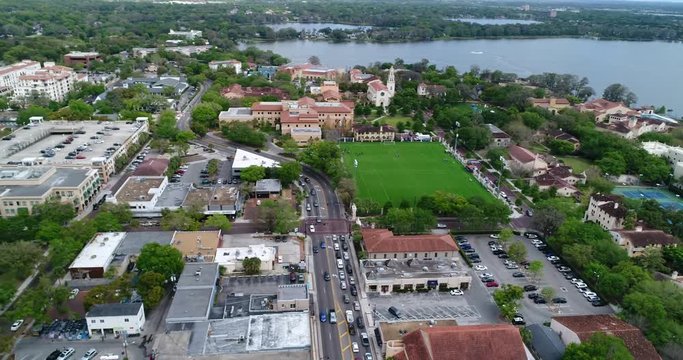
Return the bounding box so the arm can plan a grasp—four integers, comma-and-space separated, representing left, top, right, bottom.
177, 80, 211, 131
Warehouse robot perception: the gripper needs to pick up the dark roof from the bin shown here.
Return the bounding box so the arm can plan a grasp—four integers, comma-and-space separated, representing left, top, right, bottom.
552, 315, 660, 360
527, 324, 565, 360
508, 145, 538, 164
86, 303, 142, 317
547, 165, 578, 179
362, 229, 458, 254
133, 158, 169, 176
395, 324, 528, 360
591, 193, 622, 203
598, 201, 628, 220
616, 229, 679, 248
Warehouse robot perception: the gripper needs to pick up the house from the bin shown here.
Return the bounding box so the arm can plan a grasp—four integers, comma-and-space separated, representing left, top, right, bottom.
209, 60, 242, 74
166, 263, 219, 324
485, 124, 512, 147
507, 145, 548, 176
69, 232, 126, 279
353, 124, 395, 142
596, 114, 669, 140
584, 193, 627, 230
366, 66, 395, 107
417, 83, 447, 97
530, 97, 571, 114
254, 179, 282, 198
231, 149, 279, 178
362, 228, 458, 260
611, 227, 678, 257
171, 230, 221, 262
214, 244, 276, 272
86, 303, 145, 337
531, 173, 579, 197
550, 315, 661, 360
388, 324, 533, 360
275, 284, 309, 312
548, 129, 580, 151
64, 52, 102, 66
576, 98, 635, 122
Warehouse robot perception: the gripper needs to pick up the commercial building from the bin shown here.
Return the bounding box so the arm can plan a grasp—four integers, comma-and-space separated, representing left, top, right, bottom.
388, 324, 533, 360
485, 123, 512, 148
249, 97, 354, 132
611, 228, 678, 257
530, 97, 571, 114
69, 232, 126, 279
584, 193, 627, 230
550, 315, 661, 360
86, 303, 145, 337
0, 166, 101, 217
361, 256, 471, 295
113, 176, 168, 211
253, 179, 282, 198
274, 284, 309, 312
63, 52, 102, 66
290, 127, 322, 145
507, 145, 548, 176
14, 62, 78, 102
0, 118, 149, 183
366, 67, 395, 107
219, 108, 254, 123
172, 230, 221, 262
214, 244, 276, 273
166, 262, 219, 324
231, 149, 279, 177
208, 60, 242, 74
169, 29, 203, 39
353, 124, 395, 142
278, 63, 340, 81
362, 228, 459, 260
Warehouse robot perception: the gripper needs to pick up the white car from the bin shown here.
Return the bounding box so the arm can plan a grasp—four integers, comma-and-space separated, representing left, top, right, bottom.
436, 223, 447, 229
450, 289, 464, 296
575, 282, 588, 289
352, 342, 360, 353
505, 264, 519, 269
81, 349, 98, 360
10, 319, 23, 331
473, 265, 488, 271
309, 225, 315, 233
547, 256, 560, 261
479, 273, 494, 279
57, 348, 75, 360
570, 278, 584, 284
583, 291, 598, 298
343, 251, 349, 260
69, 288, 80, 299
354, 301, 361, 311
489, 234, 500, 239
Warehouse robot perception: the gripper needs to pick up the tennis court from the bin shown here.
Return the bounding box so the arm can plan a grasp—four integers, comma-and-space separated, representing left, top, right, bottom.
613, 186, 683, 210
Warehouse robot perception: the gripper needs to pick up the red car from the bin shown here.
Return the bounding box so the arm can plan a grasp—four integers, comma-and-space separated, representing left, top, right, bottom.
486, 281, 499, 287
76, 155, 86, 159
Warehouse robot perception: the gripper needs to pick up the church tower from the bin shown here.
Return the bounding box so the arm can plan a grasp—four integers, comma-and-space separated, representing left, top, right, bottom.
387, 66, 395, 96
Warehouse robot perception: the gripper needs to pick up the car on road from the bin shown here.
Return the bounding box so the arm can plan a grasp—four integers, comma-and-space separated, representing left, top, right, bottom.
47, 350, 62, 360
547, 255, 560, 262
340, 280, 347, 290
57, 347, 75, 360
356, 317, 365, 329
319, 313, 327, 323
489, 234, 500, 239
365, 353, 373, 360
436, 223, 447, 228
450, 289, 464, 296
512, 272, 525, 278
485, 281, 499, 287
557, 266, 572, 273
473, 265, 487, 271
354, 301, 361, 311
313, 246, 318, 254
512, 314, 526, 325
463, 248, 476, 253
320, 241, 326, 249
339, 270, 345, 281
528, 292, 539, 300
552, 297, 567, 304
81, 349, 97, 360
323, 272, 330, 281
329, 310, 337, 324
350, 284, 358, 296
10, 319, 23, 331
591, 299, 608, 307
523, 285, 537, 292
343, 294, 350, 304
352, 342, 360, 353
524, 232, 539, 239
361, 332, 370, 347
309, 225, 315, 233
343, 251, 350, 260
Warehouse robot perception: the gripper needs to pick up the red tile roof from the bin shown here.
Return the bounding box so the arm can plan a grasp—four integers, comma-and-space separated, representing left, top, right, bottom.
251, 103, 283, 111
368, 79, 388, 92
615, 229, 679, 248
553, 315, 661, 360
133, 158, 170, 176
508, 145, 538, 164
395, 324, 528, 360
361, 229, 458, 254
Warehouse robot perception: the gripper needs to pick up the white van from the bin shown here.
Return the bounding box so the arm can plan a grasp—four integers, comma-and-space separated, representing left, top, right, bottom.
346, 310, 354, 323
337, 259, 344, 269
333, 243, 340, 251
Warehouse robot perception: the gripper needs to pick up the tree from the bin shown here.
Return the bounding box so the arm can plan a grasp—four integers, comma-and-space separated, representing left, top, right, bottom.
298, 140, 343, 182
276, 161, 302, 185
498, 228, 514, 249
207, 159, 219, 177
548, 139, 575, 155
191, 102, 220, 128
521, 112, 545, 130
136, 243, 184, 280
602, 83, 638, 107
563, 333, 634, 360
204, 214, 233, 232
308, 55, 321, 65
540, 287, 556, 305
337, 177, 356, 210
492, 284, 523, 321
381, 208, 436, 234
527, 260, 544, 283
155, 109, 178, 139
243, 257, 262, 275
532, 203, 566, 236
597, 152, 627, 175
160, 208, 200, 231
137, 271, 165, 297
257, 199, 299, 234
281, 137, 299, 155
240, 165, 266, 183
508, 241, 528, 264
458, 126, 491, 150
221, 122, 266, 147
144, 286, 164, 309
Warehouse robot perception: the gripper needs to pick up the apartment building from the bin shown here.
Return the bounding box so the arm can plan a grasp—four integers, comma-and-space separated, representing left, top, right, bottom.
583, 193, 627, 230
14, 62, 78, 102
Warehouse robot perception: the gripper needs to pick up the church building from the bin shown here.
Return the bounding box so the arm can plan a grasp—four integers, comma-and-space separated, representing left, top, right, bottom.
366, 66, 395, 108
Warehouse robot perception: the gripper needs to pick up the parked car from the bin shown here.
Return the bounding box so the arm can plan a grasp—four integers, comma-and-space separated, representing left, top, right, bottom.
10, 319, 24, 331
523, 285, 537, 292
591, 299, 608, 307
436, 223, 447, 228
552, 297, 567, 304
473, 265, 488, 271
356, 317, 365, 329
512, 272, 525, 278
485, 281, 499, 287
57, 347, 75, 360
527, 292, 539, 300
489, 234, 500, 239
352, 342, 360, 353
449, 289, 464, 296
81, 349, 97, 360
533, 297, 547, 304
512, 314, 526, 325
388, 306, 401, 318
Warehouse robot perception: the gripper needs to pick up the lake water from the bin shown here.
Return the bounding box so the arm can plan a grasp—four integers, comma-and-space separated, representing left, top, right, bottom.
248, 38, 683, 116
267, 23, 368, 31
448, 18, 542, 25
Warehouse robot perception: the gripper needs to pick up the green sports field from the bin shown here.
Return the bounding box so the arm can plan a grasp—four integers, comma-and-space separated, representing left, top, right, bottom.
341, 142, 495, 205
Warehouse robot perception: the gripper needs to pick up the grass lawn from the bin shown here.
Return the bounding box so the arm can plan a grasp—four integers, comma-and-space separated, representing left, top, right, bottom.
341, 142, 496, 206
371, 115, 412, 127
558, 156, 593, 173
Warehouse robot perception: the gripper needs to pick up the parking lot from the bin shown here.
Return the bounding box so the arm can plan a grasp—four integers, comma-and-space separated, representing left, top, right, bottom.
15, 336, 146, 360
368, 292, 488, 325
461, 234, 613, 325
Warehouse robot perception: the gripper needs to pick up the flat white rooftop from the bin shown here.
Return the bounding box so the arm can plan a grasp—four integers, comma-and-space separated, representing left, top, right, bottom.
69, 232, 126, 269
215, 245, 276, 264
232, 149, 279, 170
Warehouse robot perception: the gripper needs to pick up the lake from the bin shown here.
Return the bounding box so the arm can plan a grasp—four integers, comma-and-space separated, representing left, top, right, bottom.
448, 18, 542, 25
267, 23, 368, 32
248, 38, 683, 116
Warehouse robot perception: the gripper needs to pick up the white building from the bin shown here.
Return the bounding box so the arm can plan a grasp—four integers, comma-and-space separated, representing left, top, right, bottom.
111, 176, 168, 211
86, 303, 145, 336
169, 29, 202, 39
583, 193, 627, 230
231, 149, 280, 177
214, 244, 276, 273
0, 60, 41, 95
14, 62, 77, 102
366, 66, 395, 108
209, 60, 242, 74
69, 232, 126, 279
